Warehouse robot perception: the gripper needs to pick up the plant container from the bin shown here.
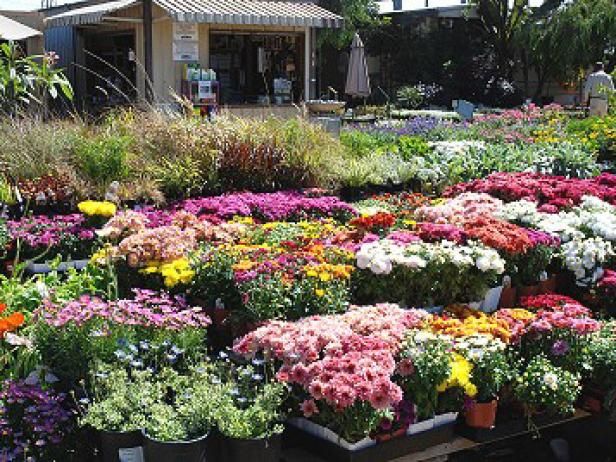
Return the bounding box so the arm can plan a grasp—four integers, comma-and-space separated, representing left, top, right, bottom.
142, 431, 208, 462
465, 400, 498, 429
517, 284, 539, 300
100, 430, 144, 462
538, 276, 557, 294
285, 417, 454, 462
220, 433, 282, 462
498, 286, 517, 308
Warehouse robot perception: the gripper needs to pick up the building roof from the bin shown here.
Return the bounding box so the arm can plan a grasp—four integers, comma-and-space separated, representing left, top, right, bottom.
45, 0, 343, 28
0, 13, 43, 40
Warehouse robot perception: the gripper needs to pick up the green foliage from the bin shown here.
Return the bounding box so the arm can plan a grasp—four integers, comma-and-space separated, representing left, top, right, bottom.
317, 0, 381, 49
74, 131, 132, 191
513, 355, 580, 416
0, 42, 73, 115
399, 331, 452, 420
396, 86, 424, 110
213, 365, 287, 440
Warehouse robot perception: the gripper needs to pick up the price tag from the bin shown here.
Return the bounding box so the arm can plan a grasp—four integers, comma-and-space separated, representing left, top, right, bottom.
118, 447, 144, 462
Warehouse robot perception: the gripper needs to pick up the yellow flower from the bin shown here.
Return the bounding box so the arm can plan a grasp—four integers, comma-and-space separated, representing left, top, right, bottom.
315, 289, 325, 297
319, 272, 331, 282
306, 270, 318, 278
78, 200, 117, 217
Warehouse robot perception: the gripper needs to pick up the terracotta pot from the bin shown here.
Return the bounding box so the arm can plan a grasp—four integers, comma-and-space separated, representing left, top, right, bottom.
517, 284, 540, 299
499, 286, 517, 308
465, 400, 498, 429
538, 276, 557, 294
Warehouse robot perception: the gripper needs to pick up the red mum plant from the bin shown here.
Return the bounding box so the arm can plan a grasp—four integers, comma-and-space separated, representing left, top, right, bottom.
350, 212, 397, 235
463, 216, 533, 255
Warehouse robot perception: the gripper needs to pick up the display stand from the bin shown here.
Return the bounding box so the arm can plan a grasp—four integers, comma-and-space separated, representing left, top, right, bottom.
180, 80, 220, 118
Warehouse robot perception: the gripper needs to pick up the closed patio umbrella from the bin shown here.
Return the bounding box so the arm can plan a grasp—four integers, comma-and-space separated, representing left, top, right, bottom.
345, 33, 371, 99
0, 14, 42, 41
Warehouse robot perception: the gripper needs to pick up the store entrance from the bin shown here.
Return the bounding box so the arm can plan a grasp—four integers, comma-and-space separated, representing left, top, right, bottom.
83, 30, 137, 108
209, 32, 304, 105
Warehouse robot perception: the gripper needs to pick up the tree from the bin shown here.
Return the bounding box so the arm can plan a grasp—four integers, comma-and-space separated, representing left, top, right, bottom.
318, 0, 381, 49
470, 0, 530, 79
517, 0, 616, 100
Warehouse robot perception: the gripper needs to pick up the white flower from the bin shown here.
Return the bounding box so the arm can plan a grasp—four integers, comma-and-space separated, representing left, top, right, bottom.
371, 257, 393, 275
543, 372, 559, 391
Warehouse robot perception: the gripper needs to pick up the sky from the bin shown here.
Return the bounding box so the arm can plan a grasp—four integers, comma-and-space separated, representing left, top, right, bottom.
0, 0, 82, 11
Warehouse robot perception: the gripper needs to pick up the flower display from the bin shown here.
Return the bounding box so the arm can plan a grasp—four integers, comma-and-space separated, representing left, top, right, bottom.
0, 380, 73, 460
6, 214, 96, 259
445, 172, 616, 209
181, 191, 356, 222
39, 289, 211, 330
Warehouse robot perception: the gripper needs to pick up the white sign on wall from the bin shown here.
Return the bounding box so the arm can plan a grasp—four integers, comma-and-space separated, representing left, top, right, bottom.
173, 41, 199, 61
173, 22, 199, 61
173, 22, 198, 41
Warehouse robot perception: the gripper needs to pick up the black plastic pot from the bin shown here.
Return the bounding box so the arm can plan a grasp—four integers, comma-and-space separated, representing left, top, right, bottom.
142, 431, 208, 462
220, 433, 282, 462
100, 430, 144, 462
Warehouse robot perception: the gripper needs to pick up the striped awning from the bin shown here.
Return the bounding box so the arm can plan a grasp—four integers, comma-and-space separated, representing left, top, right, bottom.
45, 0, 140, 27
46, 0, 343, 28
0, 14, 43, 40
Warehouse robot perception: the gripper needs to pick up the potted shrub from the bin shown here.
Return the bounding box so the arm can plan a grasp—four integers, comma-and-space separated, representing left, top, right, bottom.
214, 364, 287, 462
513, 355, 581, 425
456, 335, 511, 429
79, 367, 154, 462
142, 367, 220, 462
397, 331, 452, 433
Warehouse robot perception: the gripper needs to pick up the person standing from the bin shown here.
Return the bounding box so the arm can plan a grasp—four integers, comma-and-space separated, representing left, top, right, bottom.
583, 62, 614, 117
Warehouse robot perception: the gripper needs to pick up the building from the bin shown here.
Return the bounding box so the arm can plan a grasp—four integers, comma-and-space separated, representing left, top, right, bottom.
0, 11, 44, 54
42, 0, 343, 114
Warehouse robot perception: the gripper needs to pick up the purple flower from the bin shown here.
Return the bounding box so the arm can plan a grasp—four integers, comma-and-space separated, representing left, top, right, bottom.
551, 339, 570, 356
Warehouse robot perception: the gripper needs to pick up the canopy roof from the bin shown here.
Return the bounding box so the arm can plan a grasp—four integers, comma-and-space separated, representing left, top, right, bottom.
0, 13, 43, 40
46, 0, 343, 28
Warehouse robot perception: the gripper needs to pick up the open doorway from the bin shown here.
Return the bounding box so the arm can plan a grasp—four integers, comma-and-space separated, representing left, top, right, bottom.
83, 30, 137, 108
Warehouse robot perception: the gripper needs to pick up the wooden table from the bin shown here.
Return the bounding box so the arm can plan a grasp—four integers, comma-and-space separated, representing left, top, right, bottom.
283, 410, 591, 462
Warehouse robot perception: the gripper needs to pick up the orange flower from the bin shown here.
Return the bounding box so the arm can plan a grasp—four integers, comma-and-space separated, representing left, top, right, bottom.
0, 311, 25, 337
0, 303, 6, 315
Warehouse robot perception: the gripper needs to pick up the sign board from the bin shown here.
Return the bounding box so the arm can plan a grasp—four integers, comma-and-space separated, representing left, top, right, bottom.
198, 81, 215, 101
173, 41, 199, 61
173, 22, 199, 61
173, 22, 198, 41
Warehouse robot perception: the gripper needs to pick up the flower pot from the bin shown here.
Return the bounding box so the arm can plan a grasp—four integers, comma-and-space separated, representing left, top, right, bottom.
406, 418, 434, 435
100, 430, 144, 462
517, 284, 539, 300
538, 276, 557, 294
465, 400, 497, 429
142, 431, 208, 462
220, 434, 281, 462
480, 286, 503, 313
287, 418, 375, 451
498, 286, 517, 308
434, 412, 458, 427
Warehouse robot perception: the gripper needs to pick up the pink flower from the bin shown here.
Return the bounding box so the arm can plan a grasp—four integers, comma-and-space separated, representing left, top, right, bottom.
300, 399, 319, 418
397, 359, 415, 377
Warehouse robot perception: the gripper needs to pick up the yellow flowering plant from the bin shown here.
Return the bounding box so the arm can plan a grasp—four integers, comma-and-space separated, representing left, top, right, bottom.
141, 258, 195, 288
398, 331, 453, 421
78, 200, 117, 218
454, 335, 511, 403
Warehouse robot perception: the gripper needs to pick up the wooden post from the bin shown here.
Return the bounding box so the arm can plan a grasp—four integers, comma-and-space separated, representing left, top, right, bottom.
143, 0, 153, 101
